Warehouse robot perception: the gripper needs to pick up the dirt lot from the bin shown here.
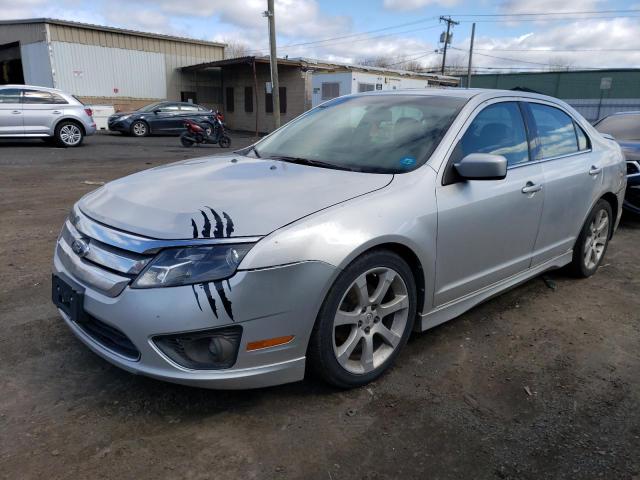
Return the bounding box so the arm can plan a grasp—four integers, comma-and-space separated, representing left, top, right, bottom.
1, 132, 639, 480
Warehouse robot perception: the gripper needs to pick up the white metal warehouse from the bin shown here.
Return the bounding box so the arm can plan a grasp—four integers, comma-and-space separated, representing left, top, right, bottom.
0, 18, 225, 111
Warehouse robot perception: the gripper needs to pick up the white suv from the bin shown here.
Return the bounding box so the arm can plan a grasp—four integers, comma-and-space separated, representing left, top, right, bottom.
0, 85, 96, 147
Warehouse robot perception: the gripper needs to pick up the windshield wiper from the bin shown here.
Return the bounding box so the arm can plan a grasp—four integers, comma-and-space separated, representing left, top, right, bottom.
266, 155, 354, 171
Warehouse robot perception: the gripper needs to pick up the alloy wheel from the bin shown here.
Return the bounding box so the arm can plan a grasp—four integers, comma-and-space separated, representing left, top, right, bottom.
332, 267, 410, 375
583, 208, 609, 270
132, 122, 147, 136
59, 124, 82, 146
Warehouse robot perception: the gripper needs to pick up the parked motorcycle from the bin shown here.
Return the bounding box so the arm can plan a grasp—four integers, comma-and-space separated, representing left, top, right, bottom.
180, 116, 231, 148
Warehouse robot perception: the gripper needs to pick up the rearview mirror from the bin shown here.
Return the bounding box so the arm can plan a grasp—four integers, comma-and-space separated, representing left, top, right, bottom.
454, 153, 507, 180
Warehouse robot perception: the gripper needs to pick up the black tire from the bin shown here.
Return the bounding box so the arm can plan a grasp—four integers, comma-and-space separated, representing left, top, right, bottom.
54, 121, 84, 147
569, 199, 613, 277
180, 135, 194, 147
219, 135, 231, 148
130, 120, 149, 137
308, 250, 417, 388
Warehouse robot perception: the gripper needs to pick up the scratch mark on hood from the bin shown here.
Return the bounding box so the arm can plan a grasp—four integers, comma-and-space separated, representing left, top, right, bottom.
222, 212, 234, 237
191, 219, 199, 239
200, 210, 212, 238
207, 207, 224, 239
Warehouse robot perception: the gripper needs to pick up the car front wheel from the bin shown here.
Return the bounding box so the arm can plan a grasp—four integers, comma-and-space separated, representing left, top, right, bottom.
131, 120, 149, 137
308, 250, 416, 388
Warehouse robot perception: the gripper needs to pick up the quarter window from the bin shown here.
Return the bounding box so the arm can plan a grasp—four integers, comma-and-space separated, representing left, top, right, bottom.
529, 103, 578, 159
452, 102, 530, 167
574, 122, 590, 151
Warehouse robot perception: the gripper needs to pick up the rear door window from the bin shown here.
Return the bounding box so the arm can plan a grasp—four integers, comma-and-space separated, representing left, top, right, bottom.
452, 101, 530, 167
22, 90, 55, 104
529, 103, 579, 159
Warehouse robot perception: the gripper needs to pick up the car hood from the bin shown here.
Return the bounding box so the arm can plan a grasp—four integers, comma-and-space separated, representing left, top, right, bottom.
78, 155, 393, 239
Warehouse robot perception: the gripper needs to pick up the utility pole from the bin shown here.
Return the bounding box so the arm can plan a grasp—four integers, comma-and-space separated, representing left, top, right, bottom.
466, 22, 476, 88
264, 0, 281, 129
439, 15, 459, 75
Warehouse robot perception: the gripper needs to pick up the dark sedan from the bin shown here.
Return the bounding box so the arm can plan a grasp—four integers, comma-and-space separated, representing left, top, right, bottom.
595, 111, 640, 214
108, 101, 218, 137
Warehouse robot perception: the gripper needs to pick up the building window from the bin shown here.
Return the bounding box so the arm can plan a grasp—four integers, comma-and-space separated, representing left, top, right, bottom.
265, 87, 286, 114
358, 83, 375, 93
321, 82, 340, 100
225, 87, 234, 112
244, 86, 253, 113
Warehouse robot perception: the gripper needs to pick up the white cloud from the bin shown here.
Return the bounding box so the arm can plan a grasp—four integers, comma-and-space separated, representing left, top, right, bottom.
460, 18, 640, 70
383, 0, 460, 10
499, 0, 603, 14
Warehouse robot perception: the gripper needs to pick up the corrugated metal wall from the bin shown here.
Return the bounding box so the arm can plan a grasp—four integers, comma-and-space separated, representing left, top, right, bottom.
0, 23, 46, 46
51, 42, 166, 99
565, 99, 640, 123
20, 41, 53, 87
462, 70, 640, 99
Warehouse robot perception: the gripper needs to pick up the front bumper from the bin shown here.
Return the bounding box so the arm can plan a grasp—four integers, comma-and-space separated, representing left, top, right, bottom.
107, 118, 131, 133
624, 170, 640, 214
53, 229, 336, 389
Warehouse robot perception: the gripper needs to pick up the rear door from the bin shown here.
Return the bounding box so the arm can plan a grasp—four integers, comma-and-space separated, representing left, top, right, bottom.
22, 89, 68, 134
434, 100, 545, 305
0, 88, 24, 135
524, 102, 602, 265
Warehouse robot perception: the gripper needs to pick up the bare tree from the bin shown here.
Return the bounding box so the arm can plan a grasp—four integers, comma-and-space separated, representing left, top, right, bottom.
223, 39, 251, 59
360, 56, 396, 68
548, 55, 574, 71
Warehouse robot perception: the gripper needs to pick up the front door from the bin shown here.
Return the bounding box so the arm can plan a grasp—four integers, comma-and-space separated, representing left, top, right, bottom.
150, 103, 181, 133
0, 88, 23, 135
434, 101, 545, 306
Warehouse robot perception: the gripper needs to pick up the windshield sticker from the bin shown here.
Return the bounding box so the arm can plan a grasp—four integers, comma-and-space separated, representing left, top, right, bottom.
399, 157, 416, 168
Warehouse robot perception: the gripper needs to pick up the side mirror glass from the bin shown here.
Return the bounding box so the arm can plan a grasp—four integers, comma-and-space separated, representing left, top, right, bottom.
454, 153, 507, 180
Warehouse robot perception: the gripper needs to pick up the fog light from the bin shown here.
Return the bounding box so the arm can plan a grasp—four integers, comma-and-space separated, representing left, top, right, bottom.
154, 326, 242, 370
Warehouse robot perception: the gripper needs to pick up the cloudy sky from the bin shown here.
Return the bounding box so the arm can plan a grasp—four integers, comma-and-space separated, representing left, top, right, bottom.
2, 0, 640, 71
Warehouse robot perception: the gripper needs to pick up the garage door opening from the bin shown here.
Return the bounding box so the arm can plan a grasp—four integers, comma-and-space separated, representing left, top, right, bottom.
0, 42, 25, 85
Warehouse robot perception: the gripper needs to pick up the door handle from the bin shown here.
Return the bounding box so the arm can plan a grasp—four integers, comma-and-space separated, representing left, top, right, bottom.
11, 110, 21, 114
589, 166, 602, 176
521, 182, 542, 194
52, 110, 62, 115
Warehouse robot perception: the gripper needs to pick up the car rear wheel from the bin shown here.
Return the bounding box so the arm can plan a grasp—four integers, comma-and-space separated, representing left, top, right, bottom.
55, 121, 84, 147
131, 120, 149, 137
570, 199, 612, 277
308, 250, 416, 388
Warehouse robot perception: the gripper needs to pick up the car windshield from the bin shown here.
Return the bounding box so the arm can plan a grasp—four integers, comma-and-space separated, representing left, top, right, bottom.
137, 102, 165, 112
595, 114, 640, 141
252, 94, 467, 173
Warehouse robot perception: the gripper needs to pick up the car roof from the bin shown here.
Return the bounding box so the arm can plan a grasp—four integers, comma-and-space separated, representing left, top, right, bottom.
354, 87, 577, 104
602, 111, 640, 117
0, 84, 68, 95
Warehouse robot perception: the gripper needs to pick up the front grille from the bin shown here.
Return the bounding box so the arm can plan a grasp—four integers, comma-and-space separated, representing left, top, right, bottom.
76, 314, 140, 360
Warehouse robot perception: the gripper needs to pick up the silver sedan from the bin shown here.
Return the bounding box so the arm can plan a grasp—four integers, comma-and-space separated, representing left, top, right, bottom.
52, 89, 626, 389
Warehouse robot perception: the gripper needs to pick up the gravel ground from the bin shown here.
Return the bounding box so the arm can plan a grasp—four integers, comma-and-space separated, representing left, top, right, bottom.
0, 132, 639, 480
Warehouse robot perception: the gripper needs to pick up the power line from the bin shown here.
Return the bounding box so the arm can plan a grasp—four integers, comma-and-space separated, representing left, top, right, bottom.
450, 8, 640, 17
473, 48, 640, 52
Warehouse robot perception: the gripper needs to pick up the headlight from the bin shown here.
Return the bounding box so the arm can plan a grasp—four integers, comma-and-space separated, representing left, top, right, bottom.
119, 114, 131, 121
132, 244, 254, 288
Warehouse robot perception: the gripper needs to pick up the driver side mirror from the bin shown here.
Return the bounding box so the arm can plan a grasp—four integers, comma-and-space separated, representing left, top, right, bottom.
153, 109, 161, 114
454, 153, 507, 180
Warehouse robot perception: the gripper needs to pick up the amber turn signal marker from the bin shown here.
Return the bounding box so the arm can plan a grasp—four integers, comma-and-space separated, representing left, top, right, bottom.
246, 335, 295, 351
